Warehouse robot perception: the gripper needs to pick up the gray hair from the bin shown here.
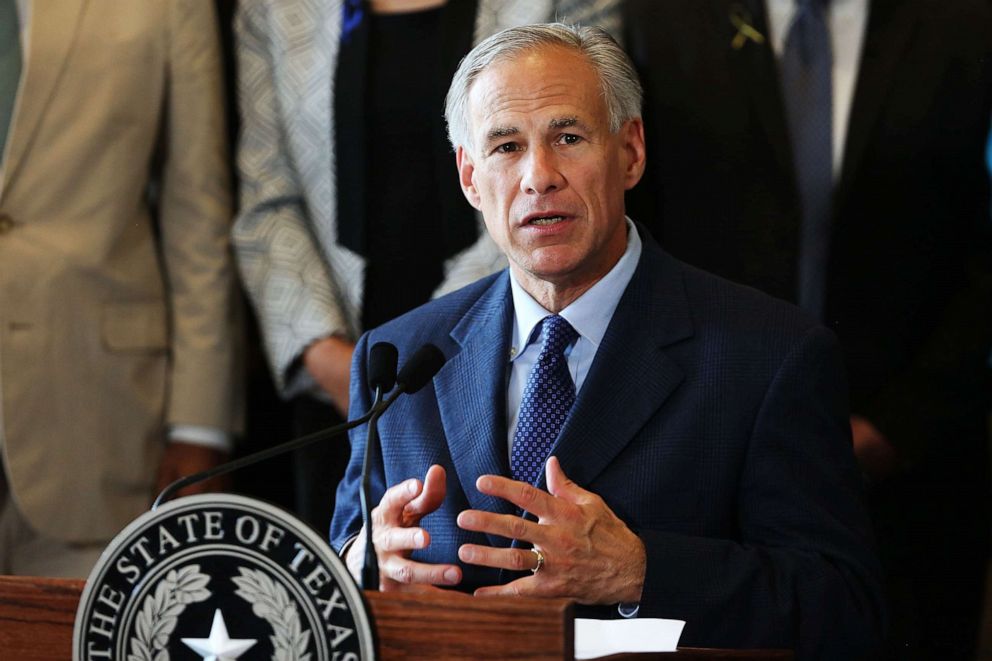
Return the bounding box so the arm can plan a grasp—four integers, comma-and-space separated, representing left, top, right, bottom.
444, 23, 643, 152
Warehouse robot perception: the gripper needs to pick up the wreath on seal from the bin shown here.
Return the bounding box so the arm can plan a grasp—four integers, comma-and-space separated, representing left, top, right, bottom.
233, 566, 313, 661
128, 564, 212, 661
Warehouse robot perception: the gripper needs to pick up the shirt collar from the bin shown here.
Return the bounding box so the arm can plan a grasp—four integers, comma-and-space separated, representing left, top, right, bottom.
509, 219, 643, 359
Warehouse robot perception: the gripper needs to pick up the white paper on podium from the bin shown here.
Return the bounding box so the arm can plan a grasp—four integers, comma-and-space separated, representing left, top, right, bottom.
574, 618, 686, 659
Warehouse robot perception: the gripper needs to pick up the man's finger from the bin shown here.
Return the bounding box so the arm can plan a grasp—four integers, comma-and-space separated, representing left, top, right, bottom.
458, 543, 541, 572
379, 555, 462, 587
374, 478, 423, 526
473, 576, 540, 598
545, 456, 587, 503
373, 525, 431, 553
403, 465, 446, 522
475, 474, 559, 517
545, 456, 570, 497
456, 509, 544, 545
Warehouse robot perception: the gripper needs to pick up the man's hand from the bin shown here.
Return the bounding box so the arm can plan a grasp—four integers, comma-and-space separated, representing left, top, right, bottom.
303, 336, 355, 416
154, 441, 230, 499
456, 456, 646, 605
345, 464, 462, 591
851, 415, 897, 481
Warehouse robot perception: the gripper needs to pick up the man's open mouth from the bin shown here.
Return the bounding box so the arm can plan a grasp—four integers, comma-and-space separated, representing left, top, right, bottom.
528, 215, 566, 226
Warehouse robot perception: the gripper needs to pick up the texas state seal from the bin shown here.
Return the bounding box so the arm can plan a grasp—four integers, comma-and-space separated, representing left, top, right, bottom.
73, 494, 375, 660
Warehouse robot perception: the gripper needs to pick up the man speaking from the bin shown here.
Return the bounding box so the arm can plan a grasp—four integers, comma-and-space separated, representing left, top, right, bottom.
331, 24, 884, 658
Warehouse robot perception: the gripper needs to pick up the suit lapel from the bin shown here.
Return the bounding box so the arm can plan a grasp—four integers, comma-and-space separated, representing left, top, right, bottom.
3, 0, 87, 190
434, 273, 518, 546
724, 0, 795, 183
538, 244, 692, 493
835, 0, 918, 211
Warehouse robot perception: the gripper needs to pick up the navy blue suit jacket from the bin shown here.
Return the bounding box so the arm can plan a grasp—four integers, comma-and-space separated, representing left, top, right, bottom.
332, 236, 884, 658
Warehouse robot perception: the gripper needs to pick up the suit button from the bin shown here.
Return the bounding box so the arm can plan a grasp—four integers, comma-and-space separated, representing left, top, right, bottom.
0, 213, 15, 234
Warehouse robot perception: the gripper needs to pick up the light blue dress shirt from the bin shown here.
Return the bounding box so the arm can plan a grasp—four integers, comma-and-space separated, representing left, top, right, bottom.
506, 219, 642, 455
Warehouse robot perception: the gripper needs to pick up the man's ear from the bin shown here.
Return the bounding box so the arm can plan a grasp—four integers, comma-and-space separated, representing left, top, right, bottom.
621, 118, 647, 191
456, 146, 482, 210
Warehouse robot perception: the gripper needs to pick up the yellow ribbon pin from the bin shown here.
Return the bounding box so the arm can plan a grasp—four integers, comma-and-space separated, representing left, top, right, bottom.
730, 5, 766, 50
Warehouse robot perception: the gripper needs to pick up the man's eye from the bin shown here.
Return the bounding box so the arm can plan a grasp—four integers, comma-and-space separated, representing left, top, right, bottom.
557, 134, 583, 146
494, 142, 520, 154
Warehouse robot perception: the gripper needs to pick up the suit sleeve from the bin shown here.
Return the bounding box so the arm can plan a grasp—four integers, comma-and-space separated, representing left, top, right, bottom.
233, 0, 351, 393
637, 327, 885, 659
159, 0, 240, 432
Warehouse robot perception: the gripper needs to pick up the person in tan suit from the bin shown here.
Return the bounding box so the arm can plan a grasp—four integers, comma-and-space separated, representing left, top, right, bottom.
0, 0, 241, 577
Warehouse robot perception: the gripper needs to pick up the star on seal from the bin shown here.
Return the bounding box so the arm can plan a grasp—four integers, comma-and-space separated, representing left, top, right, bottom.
182, 609, 257, 660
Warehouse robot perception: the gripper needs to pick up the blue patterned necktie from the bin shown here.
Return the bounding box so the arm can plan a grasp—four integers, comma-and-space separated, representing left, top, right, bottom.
511, 315, 579, 486
781, 0, 833, 320
0, 0, 21, 163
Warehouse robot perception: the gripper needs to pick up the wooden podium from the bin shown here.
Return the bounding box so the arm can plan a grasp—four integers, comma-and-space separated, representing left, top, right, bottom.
0, 575, 792, 660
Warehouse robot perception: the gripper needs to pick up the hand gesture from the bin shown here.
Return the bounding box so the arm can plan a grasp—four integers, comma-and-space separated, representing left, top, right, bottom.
456, 456, 645, 604
346, 464, 463, 591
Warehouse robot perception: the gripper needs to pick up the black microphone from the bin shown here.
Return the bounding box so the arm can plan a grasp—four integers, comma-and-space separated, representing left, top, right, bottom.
361, 343, 446, 590
395, 344, 446, 394
152, 344, 399, 510
367, 342, 398, 393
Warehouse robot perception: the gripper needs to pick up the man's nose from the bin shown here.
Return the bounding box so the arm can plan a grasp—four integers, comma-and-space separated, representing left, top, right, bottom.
520, 146, 565, 195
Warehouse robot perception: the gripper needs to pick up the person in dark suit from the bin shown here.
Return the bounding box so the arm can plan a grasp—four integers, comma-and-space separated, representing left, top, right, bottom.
234, 0, 621, 534
331, 23, 884, 658
622, 1, 992, 657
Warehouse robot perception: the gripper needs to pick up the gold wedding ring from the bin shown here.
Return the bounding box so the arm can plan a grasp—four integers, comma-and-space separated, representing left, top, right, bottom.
530, 547, 546, 574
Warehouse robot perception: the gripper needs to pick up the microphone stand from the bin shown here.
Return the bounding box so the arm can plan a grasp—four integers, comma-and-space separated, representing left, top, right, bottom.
359, 385, 418, 589
361, 387, 385, 590
358, 343, 445, 588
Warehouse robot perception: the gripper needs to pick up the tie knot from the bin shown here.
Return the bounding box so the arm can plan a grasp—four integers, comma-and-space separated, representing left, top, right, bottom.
539, 315, 578, 357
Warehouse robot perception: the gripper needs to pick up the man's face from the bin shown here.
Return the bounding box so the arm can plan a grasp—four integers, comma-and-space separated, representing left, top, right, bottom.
456, 46, 646, 297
